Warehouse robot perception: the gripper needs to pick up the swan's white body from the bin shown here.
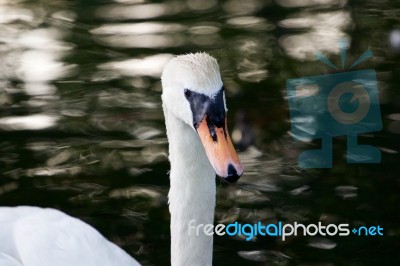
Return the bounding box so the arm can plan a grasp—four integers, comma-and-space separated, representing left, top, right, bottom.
0, 53, 242, 266
0, 206, 140, 266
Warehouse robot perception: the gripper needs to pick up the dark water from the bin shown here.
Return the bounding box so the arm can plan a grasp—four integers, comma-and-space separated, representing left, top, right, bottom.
0, 0, 399, 265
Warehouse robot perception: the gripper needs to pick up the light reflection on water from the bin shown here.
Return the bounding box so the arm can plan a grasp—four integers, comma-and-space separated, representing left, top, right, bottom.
0, 0, 399, 265
279, 10, 352, 60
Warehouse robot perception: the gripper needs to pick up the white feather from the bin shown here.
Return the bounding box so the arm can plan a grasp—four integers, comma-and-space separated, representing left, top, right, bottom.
0, 206, 140, 266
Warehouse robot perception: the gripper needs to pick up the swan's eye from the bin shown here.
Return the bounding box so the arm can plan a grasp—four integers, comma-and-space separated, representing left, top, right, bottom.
184, 89, 192, 99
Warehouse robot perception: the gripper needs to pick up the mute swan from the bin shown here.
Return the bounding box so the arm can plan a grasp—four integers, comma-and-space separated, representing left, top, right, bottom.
0, 53, 243, 266
161, 52, 243, 265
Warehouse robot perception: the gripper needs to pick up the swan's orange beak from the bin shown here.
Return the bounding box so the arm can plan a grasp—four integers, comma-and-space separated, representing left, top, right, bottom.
197, 116, 243, 182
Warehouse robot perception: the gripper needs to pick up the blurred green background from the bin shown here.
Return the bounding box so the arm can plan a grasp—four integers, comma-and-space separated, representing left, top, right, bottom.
0, 0, 399, 265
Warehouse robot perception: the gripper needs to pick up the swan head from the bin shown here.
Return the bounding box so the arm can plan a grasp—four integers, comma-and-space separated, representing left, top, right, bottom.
161, 53, 243, 182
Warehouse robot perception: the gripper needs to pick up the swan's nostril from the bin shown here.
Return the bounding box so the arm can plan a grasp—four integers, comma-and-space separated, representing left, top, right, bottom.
225, 164, 240, 183
227, 164, 237, 176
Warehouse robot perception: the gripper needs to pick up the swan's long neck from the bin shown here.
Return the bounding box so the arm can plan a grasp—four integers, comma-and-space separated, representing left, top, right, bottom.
164, 106, 216, 266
